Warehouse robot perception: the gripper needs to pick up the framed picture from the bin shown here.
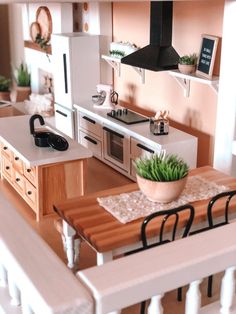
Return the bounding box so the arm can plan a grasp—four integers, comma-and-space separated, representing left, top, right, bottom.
196, 34, 219, 78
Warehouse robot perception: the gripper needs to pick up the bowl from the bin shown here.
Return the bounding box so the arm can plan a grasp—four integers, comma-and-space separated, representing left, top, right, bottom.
92, 93, 105, 106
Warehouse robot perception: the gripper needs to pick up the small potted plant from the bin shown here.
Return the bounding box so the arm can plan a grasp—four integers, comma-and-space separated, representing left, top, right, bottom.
178, 53, 198, 75
134, 152, 189, 203
0, 75, 11, 101
13, 62, 31, 102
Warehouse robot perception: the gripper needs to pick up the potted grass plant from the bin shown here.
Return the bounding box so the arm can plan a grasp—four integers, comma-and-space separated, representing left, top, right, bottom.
13, 62, 31, 102
178, 53, 198, 75
0, 75, 11, 101
134, 152, 189, 203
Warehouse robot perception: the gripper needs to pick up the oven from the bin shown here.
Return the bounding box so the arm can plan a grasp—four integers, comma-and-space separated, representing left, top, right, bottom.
103, 125, 129, 172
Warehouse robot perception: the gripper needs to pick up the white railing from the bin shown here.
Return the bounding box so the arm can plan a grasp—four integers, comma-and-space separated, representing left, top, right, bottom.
78, 222, 236, 314
1, 187, 236, 314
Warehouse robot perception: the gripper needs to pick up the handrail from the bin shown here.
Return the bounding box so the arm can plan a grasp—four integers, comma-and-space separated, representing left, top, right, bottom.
0, 192, 93, 313
78, 221, 236, 314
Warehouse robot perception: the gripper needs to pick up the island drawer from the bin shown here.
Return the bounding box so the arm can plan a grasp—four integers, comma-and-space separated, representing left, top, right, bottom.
12, 169, 25, 195
78, 112, 102, 138
130, 137, 158, 159
1, 155, 13, 181
79, 130, 102, 158
13, 153, 24, 174
25, 180, 37, 210
1, 144, 13, 161
23, 165, 37, 186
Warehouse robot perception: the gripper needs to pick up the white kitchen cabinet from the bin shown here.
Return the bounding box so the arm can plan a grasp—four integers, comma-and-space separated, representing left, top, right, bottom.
75, 103, 198, 181
54, 103, 75, 138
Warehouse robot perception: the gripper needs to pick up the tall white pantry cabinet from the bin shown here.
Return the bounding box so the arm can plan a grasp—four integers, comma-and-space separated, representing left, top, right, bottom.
51, 33, 100, 138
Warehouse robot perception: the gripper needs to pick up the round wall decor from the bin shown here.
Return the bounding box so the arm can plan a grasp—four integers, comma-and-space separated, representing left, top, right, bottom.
36, 6, 52, 42
30, 21, 41, 42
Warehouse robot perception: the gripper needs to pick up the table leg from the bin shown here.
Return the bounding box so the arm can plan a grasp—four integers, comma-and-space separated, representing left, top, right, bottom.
63, 221, 80, 269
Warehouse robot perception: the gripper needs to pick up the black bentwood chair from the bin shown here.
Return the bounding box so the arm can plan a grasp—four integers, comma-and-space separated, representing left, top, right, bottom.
127, 204, 195, 314
189, 189, 236, 298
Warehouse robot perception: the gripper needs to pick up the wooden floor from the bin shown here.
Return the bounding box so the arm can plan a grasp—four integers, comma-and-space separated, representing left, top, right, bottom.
0, 157, 221, 313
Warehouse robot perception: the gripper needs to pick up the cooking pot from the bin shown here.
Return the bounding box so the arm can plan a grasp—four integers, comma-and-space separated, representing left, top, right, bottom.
29, 114, 69, 151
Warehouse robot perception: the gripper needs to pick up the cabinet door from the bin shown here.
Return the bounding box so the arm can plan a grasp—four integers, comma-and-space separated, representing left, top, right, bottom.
54, 104, 75, 139
51, 35, 73, 108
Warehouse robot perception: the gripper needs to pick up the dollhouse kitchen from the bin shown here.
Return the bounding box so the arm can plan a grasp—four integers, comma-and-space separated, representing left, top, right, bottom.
0, 1, 236, 314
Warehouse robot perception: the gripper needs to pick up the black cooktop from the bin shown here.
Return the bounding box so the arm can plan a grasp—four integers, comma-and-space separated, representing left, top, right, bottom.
107, 108, 149, 125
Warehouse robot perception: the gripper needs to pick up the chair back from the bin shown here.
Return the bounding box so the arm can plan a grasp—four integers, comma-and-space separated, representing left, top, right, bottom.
141, 204, 195, 249
207, 190, 236, 228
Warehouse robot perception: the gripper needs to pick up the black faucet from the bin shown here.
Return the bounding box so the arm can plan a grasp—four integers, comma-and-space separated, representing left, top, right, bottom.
29, 114, 45, 135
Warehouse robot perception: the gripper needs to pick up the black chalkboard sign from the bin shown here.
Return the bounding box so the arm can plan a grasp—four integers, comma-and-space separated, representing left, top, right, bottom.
196, 35, 219, 78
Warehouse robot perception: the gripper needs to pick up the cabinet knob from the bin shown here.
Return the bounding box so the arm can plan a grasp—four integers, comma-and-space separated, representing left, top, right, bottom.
3, 146, 7, 150
27, 191, 32, 195
27, 169, 31, 173
15, 157, 19, 161
6, 166, 10, 170
16, 178, 20, 182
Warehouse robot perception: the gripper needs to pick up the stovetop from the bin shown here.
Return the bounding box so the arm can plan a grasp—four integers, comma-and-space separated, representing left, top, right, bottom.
107, 108, 149, 125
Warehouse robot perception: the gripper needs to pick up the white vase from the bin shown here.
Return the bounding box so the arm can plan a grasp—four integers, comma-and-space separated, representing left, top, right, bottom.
136, 174, 188, 203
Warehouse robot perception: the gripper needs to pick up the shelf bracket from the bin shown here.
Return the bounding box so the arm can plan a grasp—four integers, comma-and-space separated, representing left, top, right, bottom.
172, 77, 190, 97
101, 55, 121, 77
211, 82, 219, 94
133, 67, 145, 84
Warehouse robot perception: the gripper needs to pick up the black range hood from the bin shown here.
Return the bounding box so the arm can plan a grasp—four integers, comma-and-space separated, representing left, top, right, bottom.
121, 1, 179, 72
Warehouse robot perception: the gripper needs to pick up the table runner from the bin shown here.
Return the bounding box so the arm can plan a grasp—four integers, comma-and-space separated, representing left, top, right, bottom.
97, 176, 228, 224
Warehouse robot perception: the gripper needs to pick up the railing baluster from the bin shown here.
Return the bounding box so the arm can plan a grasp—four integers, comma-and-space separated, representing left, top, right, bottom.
8, 272, 21, 306
21, 293, 34, 314
0, 263, 7, 287
185, 279, 202, 314
148, 294, 163, 314
220, 266, 236, 313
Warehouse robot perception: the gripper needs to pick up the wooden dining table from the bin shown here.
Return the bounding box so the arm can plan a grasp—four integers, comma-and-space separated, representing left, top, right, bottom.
53, 166, 236, 268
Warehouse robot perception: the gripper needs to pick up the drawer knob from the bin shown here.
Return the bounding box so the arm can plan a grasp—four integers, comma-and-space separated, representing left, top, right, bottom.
27, 191, 32, 195
15, 157, 19, 161
3, 146, 7, 150
27, 169, 31, 173
6, 166, 10, 170
16, 178, 20, 182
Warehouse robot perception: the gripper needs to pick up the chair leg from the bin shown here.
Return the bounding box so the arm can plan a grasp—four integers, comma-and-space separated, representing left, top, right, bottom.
140, 301, 146, 314
177, 287, 182, 302
207, 275, 213, 297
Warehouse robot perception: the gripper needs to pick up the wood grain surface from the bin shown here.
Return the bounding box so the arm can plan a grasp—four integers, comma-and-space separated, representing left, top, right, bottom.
54, 166, 236, 253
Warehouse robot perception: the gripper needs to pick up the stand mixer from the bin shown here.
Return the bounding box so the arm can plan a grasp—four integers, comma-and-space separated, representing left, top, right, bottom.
93, 84, 118, 109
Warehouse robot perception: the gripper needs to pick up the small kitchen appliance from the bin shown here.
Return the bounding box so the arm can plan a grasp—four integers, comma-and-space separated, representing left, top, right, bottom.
93, 84, 118, 109
29, 114, 69, 151
150, 110, 169, 135
107, 108, 149, 125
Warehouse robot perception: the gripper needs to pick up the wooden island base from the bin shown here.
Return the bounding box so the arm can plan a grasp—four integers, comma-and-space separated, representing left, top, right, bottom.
1, 142, 88, 221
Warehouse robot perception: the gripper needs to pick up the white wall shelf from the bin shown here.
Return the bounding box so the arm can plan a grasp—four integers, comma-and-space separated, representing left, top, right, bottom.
101, 54, 145, 84
168, 70, 219, 97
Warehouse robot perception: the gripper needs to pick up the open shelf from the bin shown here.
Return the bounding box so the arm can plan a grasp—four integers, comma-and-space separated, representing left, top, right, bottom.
101, 54, 145, 84
24, 40, 52, 55
168, 70, 219, 97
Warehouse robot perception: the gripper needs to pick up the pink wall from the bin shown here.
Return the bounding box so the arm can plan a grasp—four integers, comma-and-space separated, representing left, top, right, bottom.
113, 1, 224, 167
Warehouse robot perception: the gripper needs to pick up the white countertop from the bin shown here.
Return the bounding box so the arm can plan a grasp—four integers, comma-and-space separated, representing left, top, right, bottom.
0, 115, 92, 166
74, 101, 197, 149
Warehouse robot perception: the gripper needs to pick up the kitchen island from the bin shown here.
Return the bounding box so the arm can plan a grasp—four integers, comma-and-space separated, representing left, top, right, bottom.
0, 115, 92, 221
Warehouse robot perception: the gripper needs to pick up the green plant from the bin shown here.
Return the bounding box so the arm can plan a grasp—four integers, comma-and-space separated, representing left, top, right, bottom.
179, 53, 198, 65
14, 62, 30, 87
35, 34, 50, 62
109, 49, 126, 58
0, 75, 11, 92
134, 152, 189, 182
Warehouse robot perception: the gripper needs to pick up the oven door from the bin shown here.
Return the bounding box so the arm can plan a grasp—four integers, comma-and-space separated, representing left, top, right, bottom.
103, 125, 129, 172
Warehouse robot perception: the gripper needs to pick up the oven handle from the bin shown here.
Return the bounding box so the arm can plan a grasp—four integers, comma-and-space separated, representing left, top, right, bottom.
137, 143, 154, 154
103, 126, 124, 139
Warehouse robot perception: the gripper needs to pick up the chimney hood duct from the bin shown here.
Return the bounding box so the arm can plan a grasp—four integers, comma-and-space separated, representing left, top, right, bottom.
121, 1, 179, 72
